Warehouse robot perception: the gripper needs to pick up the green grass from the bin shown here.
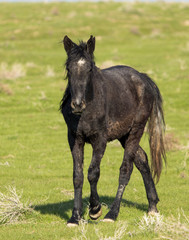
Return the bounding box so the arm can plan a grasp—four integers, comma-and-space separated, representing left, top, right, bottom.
0, 2, 189, 239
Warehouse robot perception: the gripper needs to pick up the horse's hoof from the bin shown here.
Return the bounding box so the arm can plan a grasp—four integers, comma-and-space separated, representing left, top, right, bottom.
103, 218, 115, 223
148, 205, 158, 215
89, 205, 102, 220
103, 211, 117, 222
67, 222, 79, 227
148, 210, 158, 216
67, 216, 79, 227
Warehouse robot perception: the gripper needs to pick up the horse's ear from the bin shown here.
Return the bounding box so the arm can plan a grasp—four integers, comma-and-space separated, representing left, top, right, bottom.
87, 35, 95, 55
63, 35, 75, 55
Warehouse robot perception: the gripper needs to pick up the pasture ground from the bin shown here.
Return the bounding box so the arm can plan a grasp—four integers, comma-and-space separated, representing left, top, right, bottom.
0, 2, 189, 239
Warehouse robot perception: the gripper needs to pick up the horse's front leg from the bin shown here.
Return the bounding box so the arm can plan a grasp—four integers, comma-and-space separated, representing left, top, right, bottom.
67, 131, 85, 226
88, 134, 107, 220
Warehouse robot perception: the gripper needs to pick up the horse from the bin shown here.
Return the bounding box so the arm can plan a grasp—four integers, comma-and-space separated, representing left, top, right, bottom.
60, 35, 166, 226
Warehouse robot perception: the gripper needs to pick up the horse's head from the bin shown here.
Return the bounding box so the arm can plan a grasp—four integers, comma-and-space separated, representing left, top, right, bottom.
63, 35, 95, 115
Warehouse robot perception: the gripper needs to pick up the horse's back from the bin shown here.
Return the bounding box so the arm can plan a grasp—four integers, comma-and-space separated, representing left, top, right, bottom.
102, 65, 140, 80
102, 65, 155, 106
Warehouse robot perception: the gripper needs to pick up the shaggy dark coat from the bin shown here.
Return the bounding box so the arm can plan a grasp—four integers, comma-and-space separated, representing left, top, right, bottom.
60, 36, 166, 226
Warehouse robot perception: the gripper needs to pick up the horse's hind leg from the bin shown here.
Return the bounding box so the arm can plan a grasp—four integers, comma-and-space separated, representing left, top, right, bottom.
104, 116, 155, 222
104, 149, 134, 222
103, 126, 144, 222
88, 133, 107, 220
134, 146, 159, 214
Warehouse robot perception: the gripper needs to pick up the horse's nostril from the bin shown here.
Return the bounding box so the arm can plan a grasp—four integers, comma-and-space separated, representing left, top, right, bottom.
81, 101, 86, 110
71, 101, 76, 109
71, 100, 86, 112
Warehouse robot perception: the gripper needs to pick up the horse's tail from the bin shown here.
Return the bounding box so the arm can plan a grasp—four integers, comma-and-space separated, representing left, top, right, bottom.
146, 76, 166, 183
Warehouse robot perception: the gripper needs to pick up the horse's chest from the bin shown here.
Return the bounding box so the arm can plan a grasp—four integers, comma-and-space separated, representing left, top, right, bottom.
63, 103, 106, 137
79, 114, 106, 137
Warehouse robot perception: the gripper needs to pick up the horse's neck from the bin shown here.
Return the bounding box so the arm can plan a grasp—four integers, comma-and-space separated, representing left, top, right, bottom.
90, 68, 105, 107
92, 68, 102, 94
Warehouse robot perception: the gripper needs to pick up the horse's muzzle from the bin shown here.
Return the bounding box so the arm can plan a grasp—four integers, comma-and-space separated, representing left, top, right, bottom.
71, 100, 86, 115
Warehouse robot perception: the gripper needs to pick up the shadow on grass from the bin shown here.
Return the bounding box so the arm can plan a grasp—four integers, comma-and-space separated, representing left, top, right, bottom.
34, 196, 148, 221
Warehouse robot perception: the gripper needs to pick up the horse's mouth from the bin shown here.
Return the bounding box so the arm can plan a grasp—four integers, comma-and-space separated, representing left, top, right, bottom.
72, 110, 83, 115
71, 100, 86, 116
71, 105, 86, 115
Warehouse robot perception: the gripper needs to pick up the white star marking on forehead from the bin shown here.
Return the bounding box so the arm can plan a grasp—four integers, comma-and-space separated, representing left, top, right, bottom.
77, 58, 86, 66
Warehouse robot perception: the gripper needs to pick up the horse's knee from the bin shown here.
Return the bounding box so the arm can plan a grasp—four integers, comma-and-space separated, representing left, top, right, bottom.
88, 166, 100, 184
73, 171, 83, 189
119, 159, 133, 186
120, 161, 133, 175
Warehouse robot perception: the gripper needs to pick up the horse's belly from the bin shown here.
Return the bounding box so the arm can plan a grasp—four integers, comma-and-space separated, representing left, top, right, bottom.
107, 118, 133, 141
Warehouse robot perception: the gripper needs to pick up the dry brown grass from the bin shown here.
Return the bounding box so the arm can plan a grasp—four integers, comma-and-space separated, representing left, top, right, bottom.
0, 186, 33, 225
130, 26, 141, 35
164, 132, 181, 151
0, 62, 26, 80
0, 161, 10, 167
61, 189, 74, 199
138, 210, 189, 240
138, 213, 164, 232
51, 7, 59, 16
45, 65, 55, 78
0, 83, 13, 95
100, 61, 116, 69
160, 210, 189, 240
95, 221, 128, 240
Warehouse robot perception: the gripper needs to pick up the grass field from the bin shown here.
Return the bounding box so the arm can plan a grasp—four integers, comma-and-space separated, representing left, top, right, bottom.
0, 1, 189, 239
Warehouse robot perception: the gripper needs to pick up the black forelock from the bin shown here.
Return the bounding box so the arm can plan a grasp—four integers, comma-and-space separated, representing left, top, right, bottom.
65, 40, 94, 67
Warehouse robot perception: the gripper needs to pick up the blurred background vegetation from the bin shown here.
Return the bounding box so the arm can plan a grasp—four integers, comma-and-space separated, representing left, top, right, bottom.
0, 2, 189, 239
